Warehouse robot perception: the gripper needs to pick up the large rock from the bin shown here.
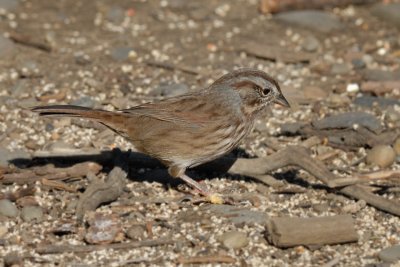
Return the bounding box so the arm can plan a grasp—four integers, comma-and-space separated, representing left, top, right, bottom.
275, 10, 343, 33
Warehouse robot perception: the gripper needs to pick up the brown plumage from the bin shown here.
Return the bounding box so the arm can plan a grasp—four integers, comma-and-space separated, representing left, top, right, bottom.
32, 68, 290, 198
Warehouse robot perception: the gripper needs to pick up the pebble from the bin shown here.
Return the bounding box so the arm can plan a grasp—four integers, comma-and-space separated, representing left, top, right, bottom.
106, 6, 125, 24
218, 231, 249, 249
346, 83, 359, 93
153, 83, 189, 97
0, 35, 16, 59
0, 199, 19, 218
20, 206, 44, 222
126, 224, 146, 240
301, 35, 320, 52
0, 0, 19, 11
351, 59, 366, 70
378, 245, 400, 263
276, 10, 343, 33
393, 138, 400, 155
371, 3, 400, 28
385, 107, 400, 123
110, 46, 134, 61
366, 145, 396, 168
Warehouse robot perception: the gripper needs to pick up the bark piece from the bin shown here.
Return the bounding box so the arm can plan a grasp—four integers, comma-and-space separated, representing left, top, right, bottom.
76, 166, 126, 220
265, 215, 358, 248
260, 0, 378, 14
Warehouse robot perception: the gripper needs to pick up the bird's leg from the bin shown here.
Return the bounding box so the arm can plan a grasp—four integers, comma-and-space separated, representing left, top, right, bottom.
168, 166, 224, 204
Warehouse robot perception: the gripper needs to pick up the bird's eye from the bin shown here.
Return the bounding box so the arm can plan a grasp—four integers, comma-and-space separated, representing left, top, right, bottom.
262, 88, 271, 95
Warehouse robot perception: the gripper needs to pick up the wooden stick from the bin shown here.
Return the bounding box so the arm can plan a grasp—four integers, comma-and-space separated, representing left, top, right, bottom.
35, 238, 174, 254
177, 255, 236, 264
340, 185, 400, 217
265, 215, 358, 248
260, 0, 378, 14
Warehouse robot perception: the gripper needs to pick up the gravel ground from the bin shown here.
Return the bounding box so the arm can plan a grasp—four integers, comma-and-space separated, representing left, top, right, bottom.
0, 0, 400, 266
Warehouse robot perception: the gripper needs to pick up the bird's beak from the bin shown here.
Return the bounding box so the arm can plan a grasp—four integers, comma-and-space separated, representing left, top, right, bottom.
274, 94, 290, 108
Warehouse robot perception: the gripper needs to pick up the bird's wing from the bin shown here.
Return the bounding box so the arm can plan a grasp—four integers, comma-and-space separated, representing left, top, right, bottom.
122, 94, 216, 128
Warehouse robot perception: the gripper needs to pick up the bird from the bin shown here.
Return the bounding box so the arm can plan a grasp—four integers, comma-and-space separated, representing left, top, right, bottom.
32, 68, 290, 202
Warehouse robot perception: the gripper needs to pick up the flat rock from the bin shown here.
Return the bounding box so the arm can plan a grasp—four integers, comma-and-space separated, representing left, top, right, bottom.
0, 199, 19, 218
275, 10, 343, 33
312, 112, 382, 134
371, 3, 400, 28
353, 96, 400, 108
379, 245, 400, 263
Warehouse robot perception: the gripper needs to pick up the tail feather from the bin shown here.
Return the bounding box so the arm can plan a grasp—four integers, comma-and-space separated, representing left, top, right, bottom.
31, 105, 106, 119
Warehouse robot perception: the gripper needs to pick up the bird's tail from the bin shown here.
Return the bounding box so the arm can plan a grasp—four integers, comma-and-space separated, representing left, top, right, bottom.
31, 105, 129, 133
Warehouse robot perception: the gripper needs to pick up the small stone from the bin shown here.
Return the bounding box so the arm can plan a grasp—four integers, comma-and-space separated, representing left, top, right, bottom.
393, 138, 400, 155
0, 35, 16, 59
351, 59, 366, 69
126, 224, 146, 240
71, 96, 96, 108
106, 6, 125, 24
312, 203, 329, 213
366, 145, 396, 168
21, 206, 44, 222
331, 63, 352, 75
385, 107, 400, 123
346, 83, 359, 93
85, 213, 124, 244
276, 10, 343, 33
378, 245, 400, 263
4, 251, 22, 267
301, 35, 320, 52
218, 231, 249, 249
362, 69, 400, 81
110, 46, 134, 61
0, 199, 19, 218
153, 83, 189, 97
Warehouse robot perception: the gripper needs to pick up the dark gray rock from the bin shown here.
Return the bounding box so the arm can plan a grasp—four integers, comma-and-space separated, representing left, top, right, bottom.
312, 112, 382, 134
106, 6, 125, 24
351, 59, 366, 70
362, 69, 400, 81
275, 10, 343, 33
354, 96, 400, 108
126, 224, 146, 240
110, 46, 133, 61
379, 245, 400, 263
0, 35, 16, 59
153, 83, 189, 97
0, 0, 19, 11
0, 199, 18, 218
371, 3, 400, 28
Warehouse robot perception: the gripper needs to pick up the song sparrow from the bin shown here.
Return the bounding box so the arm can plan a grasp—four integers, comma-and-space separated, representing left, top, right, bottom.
32, 68, 289, 200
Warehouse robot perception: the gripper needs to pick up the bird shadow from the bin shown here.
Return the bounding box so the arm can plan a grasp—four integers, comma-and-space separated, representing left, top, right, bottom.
8, 148, 315, 190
